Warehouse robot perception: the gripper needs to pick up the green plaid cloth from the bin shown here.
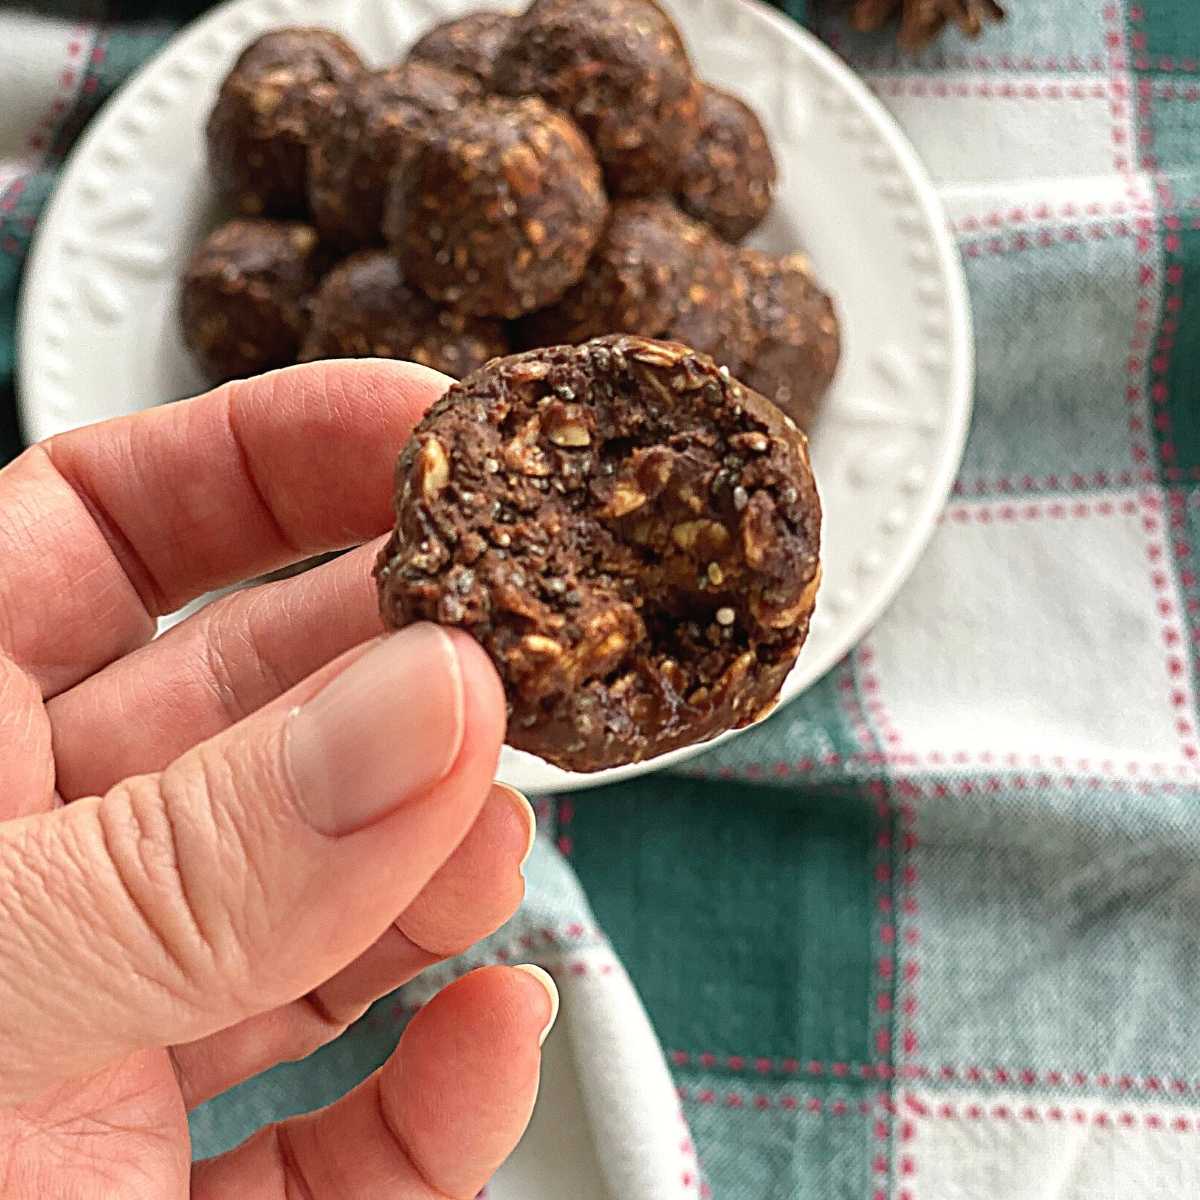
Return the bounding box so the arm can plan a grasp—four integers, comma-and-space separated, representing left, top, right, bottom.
9, 1, 1200, 1196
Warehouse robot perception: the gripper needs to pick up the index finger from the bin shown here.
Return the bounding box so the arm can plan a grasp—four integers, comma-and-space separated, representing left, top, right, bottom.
0, 359, 448, 696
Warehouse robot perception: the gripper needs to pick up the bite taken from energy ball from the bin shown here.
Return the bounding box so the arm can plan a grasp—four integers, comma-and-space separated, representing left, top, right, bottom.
375, 336, 822, 773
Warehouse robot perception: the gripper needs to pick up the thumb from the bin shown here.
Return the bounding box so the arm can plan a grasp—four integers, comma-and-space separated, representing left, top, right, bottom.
0, 622, 505, 1104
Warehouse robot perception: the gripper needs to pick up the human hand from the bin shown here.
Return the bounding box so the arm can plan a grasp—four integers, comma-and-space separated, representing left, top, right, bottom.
0, 360, 557, 1198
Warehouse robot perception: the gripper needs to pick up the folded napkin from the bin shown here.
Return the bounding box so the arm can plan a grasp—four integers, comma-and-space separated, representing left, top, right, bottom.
7, 2, 1200, 1196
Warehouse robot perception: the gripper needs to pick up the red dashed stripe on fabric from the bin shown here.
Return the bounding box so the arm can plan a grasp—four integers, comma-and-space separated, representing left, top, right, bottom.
678, 1085, 878, 1116
22, 22, 92, 156
678, 1108, 704, 1196
907, 1093, 1200, 1132
850, 53, 1113, 74
555, 796, 574, 857
857, 644, 904, 754
837, 655, 879, 758
679, 751, 1200, 782
960, 215, 1148, 259
943, 496, 1139, 523
1139, 492, 1199, 760
669, 1052, 1200, 1097
953, 472, 1143, 497
869, 78, 1111, 101
952, 198, 1151, 236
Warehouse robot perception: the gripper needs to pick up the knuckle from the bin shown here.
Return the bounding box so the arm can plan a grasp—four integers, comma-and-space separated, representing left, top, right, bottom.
96, 773, 234, 1015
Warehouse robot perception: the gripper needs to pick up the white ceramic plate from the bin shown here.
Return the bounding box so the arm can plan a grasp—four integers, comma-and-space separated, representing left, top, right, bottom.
18, 0, 972, 795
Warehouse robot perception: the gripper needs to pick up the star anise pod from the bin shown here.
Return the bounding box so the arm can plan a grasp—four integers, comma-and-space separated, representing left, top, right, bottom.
849, 0, 1005, 51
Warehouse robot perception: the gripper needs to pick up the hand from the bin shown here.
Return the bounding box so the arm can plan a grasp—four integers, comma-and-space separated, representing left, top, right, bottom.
0, 361, 557, 1198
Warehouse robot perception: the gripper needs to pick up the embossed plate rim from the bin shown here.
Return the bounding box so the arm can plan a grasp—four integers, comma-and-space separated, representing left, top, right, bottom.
17, 0, 973, 794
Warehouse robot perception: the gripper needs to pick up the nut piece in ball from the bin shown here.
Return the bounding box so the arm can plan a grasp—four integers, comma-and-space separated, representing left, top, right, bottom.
520, 200, 752, 374
206, 28, 363, 217
408, 10, 516, 85
385, 94, 607, 318
375, 335, 822, 772
308, 62, 480, 250
181, 218, 326, 384
300, 250, 509, 378
737, 249, 841, 432
492, 0, 701, 197
677, 83, 777, 243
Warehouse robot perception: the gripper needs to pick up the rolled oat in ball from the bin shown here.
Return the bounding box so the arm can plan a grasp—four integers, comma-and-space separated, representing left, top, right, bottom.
300, 250, 509, 378
520, 200, 752, 374
408, 10, 516, 85
308, 62, 480, 250
677, 83, 777, 244
206, 28, 363, 217
385, 94, 607, 318
492, 0, 701, 196
737, 249, 841, 431
180, 218, 326, 384
375, 335, 822, 772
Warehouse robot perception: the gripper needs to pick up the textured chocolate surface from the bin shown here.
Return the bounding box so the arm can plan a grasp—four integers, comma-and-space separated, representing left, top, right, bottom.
408, 10, 516, 84
308, 62, 480, 250
677, 83, 777, 244
376, 335, 822, 771
181, 218, 326, 383
737, 248, 841, 431
385, 94, 607, 318
300, 250, 509, 377
492, 0, 701, 196
517, 199, 694, 349
206, 28, 363, 217
520, 200, 753, 373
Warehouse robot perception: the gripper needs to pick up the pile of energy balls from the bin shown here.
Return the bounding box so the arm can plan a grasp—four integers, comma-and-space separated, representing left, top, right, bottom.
182, 0, 841, 432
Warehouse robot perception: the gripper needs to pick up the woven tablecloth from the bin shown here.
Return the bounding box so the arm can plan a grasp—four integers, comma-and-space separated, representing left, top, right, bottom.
7, 2, 1200, 1196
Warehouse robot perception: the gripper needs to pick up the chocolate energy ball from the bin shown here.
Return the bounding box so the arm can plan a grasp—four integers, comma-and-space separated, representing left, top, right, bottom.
408, 10, 516, 85
520, 200, 752, 373
677, 83, 777, 244
180, 218, 326, 383
375, 335, 822, 772
300, 250, 509, 378
660, 230, 754, 375
492, 0, 701, 196
737, 249, 841, 431
385, 94, 607, 318
518, 198, 694, 348
206, 29, 363, 217
308, 62, 480, 250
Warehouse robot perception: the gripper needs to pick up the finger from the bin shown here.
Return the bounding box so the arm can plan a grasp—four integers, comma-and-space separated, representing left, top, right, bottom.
0, 655, 55, 815
192, 965, 558, 1200
1, 358, 449, 696
172, 782, 534, 1109
0, 623, 505, 1104
49, 539, 384, 800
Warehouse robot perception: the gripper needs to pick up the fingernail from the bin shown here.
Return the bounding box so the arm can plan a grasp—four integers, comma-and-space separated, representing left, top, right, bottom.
286, 623, 465, 835
496, 784, 538, 869
513, 964, 559, 1046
